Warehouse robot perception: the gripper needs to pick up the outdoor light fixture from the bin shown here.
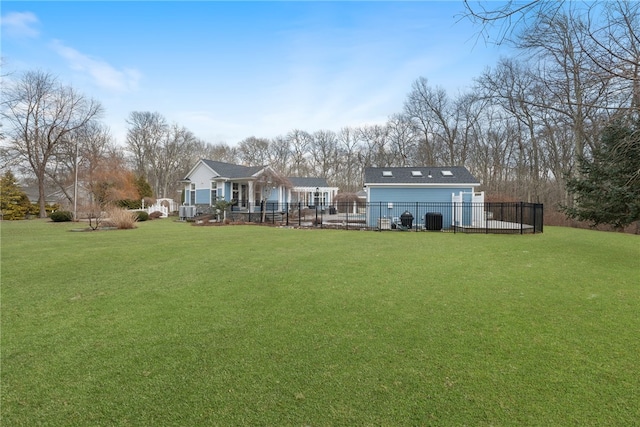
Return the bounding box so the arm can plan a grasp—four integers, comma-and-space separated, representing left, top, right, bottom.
428, 170, 432, 178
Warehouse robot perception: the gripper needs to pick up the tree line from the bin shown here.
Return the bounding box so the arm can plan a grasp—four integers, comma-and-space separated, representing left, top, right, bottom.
2, 1, 638, 228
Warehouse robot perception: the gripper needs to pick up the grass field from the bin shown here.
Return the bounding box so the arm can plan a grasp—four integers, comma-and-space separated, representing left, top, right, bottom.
1, 219, 638, 426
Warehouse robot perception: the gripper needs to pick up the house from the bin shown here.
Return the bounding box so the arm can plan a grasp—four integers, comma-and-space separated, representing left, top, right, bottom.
363, 166, 484, 229
180, 159, 338, 214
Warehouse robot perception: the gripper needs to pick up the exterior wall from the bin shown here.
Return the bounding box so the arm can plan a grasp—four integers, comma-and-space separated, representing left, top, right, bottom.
368, 186, 473, 203
184, 163, 216, 206
190, 163, 215, 188
195, 189, 211, 205
366, 185, 476, 228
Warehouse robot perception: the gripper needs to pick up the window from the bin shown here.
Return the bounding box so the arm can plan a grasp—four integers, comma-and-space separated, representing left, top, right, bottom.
441, 170, 453, 177
232, 183, 239, 202
190, 183, 196, 205
411, 171, 423, 177
382, 170, 393, 177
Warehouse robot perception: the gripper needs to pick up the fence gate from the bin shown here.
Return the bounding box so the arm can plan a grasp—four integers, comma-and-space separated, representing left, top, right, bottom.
452, 191, 485, 227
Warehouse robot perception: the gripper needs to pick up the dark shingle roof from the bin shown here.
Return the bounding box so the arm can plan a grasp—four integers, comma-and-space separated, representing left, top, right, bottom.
202, 159, 263, 179
364, 166, 480, 185
287, 177, 330, 188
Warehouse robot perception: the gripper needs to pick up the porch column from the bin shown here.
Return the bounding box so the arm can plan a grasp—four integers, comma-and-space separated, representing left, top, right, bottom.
248, 181, 254, 206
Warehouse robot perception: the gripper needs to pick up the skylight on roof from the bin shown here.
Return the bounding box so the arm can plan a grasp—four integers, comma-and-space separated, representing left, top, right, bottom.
441, 170, 453, 177
411, 171, 423, 177
382, 171, 393, 177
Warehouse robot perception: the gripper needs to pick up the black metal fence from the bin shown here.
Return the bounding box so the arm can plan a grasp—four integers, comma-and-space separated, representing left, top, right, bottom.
192, 201, 543, 234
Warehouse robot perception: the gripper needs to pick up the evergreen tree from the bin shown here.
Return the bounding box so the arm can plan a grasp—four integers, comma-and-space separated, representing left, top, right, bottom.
135, 175, 154, 199
0, 171, 32, 220
562, 117, 640, 229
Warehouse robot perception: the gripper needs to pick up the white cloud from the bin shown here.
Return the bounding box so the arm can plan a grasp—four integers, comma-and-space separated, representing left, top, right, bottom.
1, 11, 40, 38
50, 39, 141, 93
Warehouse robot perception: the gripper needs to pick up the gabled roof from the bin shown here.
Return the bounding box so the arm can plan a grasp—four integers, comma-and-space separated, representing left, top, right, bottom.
201, 159, 264, 179
287, 177, 331, 188
364, 166, 480, 185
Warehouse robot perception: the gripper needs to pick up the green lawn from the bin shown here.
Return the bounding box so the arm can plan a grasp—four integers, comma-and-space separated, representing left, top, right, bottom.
1, 219, 638, 426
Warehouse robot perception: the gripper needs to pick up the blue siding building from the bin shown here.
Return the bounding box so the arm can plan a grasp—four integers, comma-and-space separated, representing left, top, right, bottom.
181, 159, 338, 213
364, 166, 483, 229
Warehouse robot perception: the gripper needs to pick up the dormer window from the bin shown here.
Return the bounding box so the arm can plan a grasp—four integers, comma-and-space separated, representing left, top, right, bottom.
411, 171, 423, 177
382, 171, 393, 177
441, 170, 453, 177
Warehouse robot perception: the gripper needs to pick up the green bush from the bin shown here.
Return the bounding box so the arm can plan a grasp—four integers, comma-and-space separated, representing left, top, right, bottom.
49, 211, 73, 222
136, 211, 149, 221
117, 199, 142, 210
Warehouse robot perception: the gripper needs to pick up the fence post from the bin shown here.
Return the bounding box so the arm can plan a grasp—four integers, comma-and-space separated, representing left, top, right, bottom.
453, 202, 457, 234
346, 203, 349, 230
485, 202, 489, 234
520, 202, 524, 234
532, 203, 536, 234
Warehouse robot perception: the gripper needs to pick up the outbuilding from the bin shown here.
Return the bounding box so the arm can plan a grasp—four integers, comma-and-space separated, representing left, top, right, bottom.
363, 166, 484, 230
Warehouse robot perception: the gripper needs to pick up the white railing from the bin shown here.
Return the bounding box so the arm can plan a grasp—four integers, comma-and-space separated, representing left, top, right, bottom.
145, 204, 169, 218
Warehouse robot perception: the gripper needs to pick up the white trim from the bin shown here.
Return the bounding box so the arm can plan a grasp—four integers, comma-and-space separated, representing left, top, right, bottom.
183, 159, 216, 181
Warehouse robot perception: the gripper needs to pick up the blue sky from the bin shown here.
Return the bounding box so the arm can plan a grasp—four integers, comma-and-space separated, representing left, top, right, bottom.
1, 1, 509, 146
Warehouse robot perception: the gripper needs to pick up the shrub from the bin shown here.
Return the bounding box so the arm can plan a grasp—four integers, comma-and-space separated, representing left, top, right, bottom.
149, 211, 163, 220
50, 211, 73, 222
136, 211, 149, 221
117, 199, 142, 210
107, 208, 138, 229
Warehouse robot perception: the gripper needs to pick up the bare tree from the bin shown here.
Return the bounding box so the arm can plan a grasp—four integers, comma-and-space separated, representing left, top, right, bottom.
462, 0, 565, 45
125, 111, 168, 185
475, 59, 547, 201
356, 124, 391, 167
52, 120, 113, 208
386, 114, 417, 167
126, 112, 201, 198
155, 124, 199, 198
1, 70, 103, 217
403, 77, 443, 165
199, 141, 238, 164
286, 129, 312, 176
268, 135, 291, 176
309, 130, 339, 179
335, 126, 360, 192
237, 136, 270, 166
579, 1, 640, 111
